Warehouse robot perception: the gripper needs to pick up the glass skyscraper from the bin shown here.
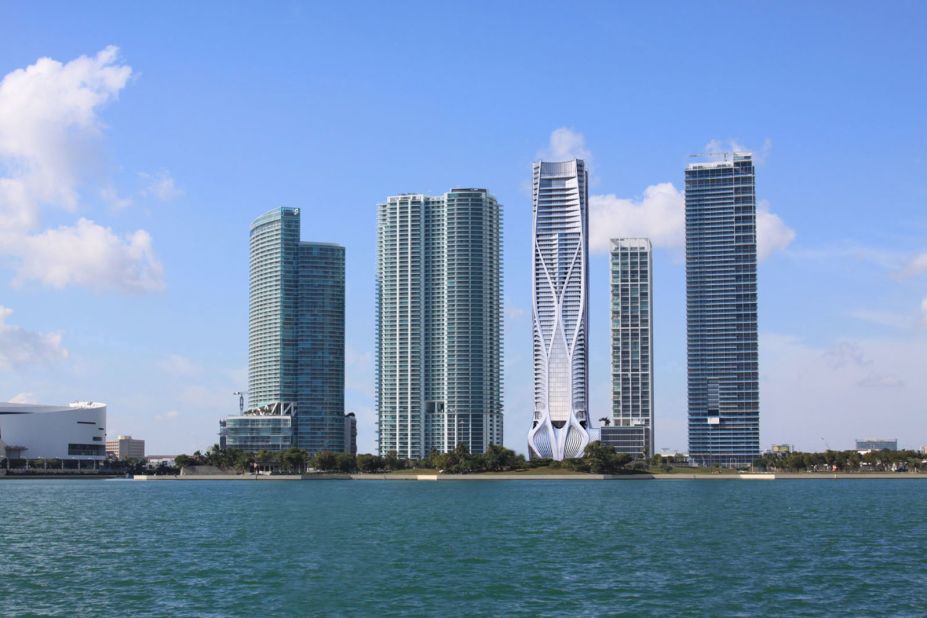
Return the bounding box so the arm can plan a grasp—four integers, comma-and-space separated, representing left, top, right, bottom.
527, 160, 590, 461
222, 207, 348, 455
602, 238, 654, 458
376, 189, 502, 459
685, 153, 760, 467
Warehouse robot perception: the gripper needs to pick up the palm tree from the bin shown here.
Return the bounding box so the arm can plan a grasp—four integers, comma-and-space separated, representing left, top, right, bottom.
598, 417, 611, 426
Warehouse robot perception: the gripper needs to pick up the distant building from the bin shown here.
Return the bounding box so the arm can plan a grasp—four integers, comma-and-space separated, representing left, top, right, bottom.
855, 438, 897, 451
376, 189, 503, 458
605, 238, 654, 458
220, 207, 347, 455
528, 160, 591, 461
685, 153, 760, 467
106, 435, 145, 460
344, 413, 357, 456
0, 402, 107, 461
145, 455, 176, 468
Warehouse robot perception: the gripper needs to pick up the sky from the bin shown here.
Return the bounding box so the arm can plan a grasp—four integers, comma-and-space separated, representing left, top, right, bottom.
1, 1, 925, 456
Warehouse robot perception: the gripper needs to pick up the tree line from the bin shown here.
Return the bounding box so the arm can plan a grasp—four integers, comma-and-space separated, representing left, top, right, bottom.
172, 441, 648, 475
753, 449, 924, 472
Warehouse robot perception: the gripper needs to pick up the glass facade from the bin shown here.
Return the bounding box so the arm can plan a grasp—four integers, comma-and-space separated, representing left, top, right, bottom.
609, 238, 653, 458
685, 154, 760, 467
221, 415, 293, 451
527, 160, 590, 461
376, 189, 502, 458
231, 207, 346, 455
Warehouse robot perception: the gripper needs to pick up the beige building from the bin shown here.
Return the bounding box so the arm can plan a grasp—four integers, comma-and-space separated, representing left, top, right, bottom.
106, 435, 145, 460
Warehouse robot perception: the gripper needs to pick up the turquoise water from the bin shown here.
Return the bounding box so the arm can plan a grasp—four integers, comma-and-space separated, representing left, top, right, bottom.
1, 479, 925, 616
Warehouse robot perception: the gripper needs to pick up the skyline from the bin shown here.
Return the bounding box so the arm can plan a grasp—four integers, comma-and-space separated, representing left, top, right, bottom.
1, 2, 926, 455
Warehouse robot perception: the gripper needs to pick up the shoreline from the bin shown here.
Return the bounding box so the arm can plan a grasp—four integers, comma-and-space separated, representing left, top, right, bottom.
127, 472, 927, 482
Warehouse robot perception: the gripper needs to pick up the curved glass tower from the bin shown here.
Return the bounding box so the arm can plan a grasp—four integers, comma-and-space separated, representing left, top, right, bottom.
528, 160, 590, 460
238, 207, 346, 455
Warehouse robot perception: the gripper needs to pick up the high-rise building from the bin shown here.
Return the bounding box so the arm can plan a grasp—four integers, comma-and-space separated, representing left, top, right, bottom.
221, 207, 348, 455
376, 189, 502, 459
527, 160, 590, 461
685, 153, 760, 467
601, 238, 654, 458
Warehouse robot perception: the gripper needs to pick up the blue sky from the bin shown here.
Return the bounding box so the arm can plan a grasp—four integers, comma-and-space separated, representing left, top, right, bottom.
1, 1, 925, 455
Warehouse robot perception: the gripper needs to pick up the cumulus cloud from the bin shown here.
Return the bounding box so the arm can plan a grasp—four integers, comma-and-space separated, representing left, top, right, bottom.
589, 184, 685, 253
8, 392, 37, 404
539, 127, 591, 162
0, 47, 165, 292
589, 186, 793, 261
0, 45, 130, 227
139, 170, 182, 201
756, 199, 796, 260
0, 306, 68, 370
548, 129, 793, 260
9, 218, 164, 291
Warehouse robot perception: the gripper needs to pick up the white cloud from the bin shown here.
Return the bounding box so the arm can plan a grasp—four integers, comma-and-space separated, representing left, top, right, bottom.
139, 170, 182, 201
589, 183, 685, 253
704, 137, 773, 165
761, 332, 926, 450
8, 392, 37, 404
756, 199, 796, 260
9, 218, 164, 291
0, 47, 165, 293
540, 127, 591, 162
155, 410, 180, 422
0, 306, 68, 370
0, 45, 130, 228
553, 130, 793, 260
100, 185, 132, 210
903, 252, 927, 277
157, 354, 201, 377
590, 186, 793, 261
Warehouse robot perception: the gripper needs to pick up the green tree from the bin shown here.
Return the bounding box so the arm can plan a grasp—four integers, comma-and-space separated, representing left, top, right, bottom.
383, 450, 401, 471
313, 451, 338, 471
335, 453, 357, 473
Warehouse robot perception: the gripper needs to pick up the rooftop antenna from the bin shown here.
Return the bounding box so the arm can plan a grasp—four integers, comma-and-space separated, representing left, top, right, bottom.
232, 391, 247, 414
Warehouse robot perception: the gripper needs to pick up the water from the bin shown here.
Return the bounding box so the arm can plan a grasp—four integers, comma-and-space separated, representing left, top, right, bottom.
1, 479, 925, 616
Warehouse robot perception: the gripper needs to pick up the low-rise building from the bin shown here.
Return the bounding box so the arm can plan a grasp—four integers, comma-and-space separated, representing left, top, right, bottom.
106, 435, 145, 460
220, 410, 294, 452
145, 455, 176, 468
855, 438, 897, 451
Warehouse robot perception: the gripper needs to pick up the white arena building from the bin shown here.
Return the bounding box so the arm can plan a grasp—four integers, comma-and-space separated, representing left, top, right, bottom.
0, 402, 107, 461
